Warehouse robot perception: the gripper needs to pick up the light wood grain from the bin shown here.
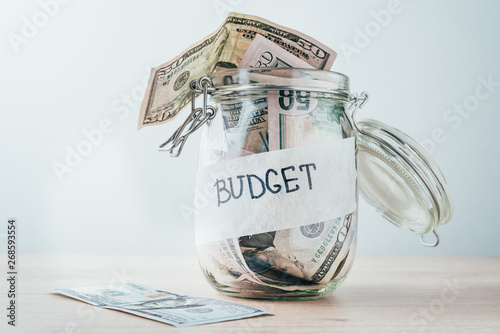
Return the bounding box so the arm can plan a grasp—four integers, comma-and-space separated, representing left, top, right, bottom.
3, 255, 499, 333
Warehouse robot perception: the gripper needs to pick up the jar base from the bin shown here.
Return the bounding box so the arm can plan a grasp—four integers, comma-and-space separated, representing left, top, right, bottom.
209, 276, 348, 301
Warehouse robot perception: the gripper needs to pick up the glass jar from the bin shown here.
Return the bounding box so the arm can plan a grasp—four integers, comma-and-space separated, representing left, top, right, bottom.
195, 68, 359, 299
162, 68, 453, 300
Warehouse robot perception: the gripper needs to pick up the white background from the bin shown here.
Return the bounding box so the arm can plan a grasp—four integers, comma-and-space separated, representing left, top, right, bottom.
1, 0, 499, 256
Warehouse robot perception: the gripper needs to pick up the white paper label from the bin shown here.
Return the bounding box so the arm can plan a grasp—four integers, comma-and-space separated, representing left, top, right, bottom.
195, 137, 357, 245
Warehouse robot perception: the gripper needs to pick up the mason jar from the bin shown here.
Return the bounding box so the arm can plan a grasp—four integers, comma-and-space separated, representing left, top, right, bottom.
191, 68, 357, 300
162, 68, 453, 300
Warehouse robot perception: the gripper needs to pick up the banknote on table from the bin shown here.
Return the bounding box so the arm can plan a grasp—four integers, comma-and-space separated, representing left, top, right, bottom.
106, 296, 269, 328
54, 283, 184, 306
138, 12, 337, 129
55, 283, 270, 327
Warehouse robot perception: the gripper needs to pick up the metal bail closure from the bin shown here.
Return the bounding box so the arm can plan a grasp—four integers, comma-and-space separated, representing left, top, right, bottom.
159, 77, 217, 157
420, 230, 440, 247
349, 92, 453, 247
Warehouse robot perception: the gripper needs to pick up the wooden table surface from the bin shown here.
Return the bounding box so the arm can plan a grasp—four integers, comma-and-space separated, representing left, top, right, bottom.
3, 255, 499, 334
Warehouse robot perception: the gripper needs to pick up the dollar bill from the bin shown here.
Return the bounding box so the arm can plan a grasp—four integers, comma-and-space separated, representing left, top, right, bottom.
268, 90, 346, 151
54, 283, 184, 307
220, 97, 269, 153
138, 12, 337, 129
198, 235, 348, 292
240, 214, 355, 287
270, 215, 353, 283
239, 34, 316, 69
55, 283, 270, 327
197, 237, 265, 287
243, 88, 355, 286
106, 297, 269, 328
220, 33, 321, 154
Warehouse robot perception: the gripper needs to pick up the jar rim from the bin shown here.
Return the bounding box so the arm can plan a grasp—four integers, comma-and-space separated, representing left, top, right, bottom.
209, 68, 350, 97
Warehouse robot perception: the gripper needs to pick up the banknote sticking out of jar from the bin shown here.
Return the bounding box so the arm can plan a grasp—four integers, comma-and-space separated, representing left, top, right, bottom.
158, 67, 453, 300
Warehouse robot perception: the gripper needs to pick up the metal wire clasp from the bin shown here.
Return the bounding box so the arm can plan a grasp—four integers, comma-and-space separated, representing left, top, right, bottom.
159, 77, 217, 157
420, 230, 440, 247
348, 91, 369, 134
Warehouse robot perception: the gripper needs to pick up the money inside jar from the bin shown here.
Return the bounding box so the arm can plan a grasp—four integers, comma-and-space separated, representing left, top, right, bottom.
140, 13, 359, 299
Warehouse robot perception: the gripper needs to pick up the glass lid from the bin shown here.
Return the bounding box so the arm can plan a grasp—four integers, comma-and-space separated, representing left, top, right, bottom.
355, 118, 454, 237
